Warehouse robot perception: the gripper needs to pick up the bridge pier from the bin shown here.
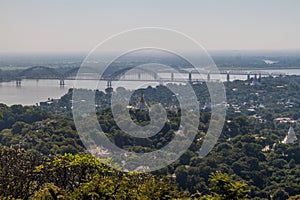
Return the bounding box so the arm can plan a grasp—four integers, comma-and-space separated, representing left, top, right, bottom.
247, 74, 250, 80
188, 72, 192, 82
105, 80, 113, 93
107, 80, 112, 87
226, 73, 230, 82
138, 72, 141, 80
258, 73, 262, 81
207, 73, 210, 82
16, 79, 21, 87
171, 72, 174, 81
60, 79, 65, 86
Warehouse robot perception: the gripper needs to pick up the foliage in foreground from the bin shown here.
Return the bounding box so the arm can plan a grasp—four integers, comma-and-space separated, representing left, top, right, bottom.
199, 172, 249, 200
0, 147, 251, 199
0, 147, 181, 199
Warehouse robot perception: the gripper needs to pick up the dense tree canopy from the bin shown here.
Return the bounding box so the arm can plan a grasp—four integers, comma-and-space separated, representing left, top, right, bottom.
1, 75, 300, 199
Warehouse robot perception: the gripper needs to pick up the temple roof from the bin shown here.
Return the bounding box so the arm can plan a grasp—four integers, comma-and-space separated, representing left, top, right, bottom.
136, 94, 149, 111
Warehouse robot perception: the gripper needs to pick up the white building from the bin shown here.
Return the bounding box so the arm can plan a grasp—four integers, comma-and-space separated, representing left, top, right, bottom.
282, 125, 297, 144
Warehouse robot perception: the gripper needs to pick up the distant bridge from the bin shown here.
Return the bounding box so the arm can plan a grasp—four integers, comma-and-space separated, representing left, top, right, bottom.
12, 66, 287, 87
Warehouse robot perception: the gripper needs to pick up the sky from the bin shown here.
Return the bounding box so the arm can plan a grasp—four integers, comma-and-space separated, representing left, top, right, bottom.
0, 0, 300, 53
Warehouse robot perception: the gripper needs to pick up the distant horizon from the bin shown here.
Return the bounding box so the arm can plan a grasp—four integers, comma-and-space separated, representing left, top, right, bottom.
1, 48, 300, 56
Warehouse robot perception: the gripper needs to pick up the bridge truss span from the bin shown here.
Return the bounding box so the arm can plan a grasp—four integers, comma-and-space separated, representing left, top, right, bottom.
12, 65, 287, 87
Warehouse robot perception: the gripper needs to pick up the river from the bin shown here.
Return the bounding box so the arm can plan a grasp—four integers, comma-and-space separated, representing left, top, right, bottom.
0, 69, 299, 106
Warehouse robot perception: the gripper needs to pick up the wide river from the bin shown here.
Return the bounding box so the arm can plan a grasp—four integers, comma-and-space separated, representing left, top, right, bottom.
0, 69, 299, 106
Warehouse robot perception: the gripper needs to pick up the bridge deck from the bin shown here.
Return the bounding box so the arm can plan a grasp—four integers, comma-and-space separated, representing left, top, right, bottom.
12, 66, 286, 84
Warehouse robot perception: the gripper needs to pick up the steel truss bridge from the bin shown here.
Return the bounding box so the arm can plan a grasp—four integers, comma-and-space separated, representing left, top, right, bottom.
10, 66, 286, 87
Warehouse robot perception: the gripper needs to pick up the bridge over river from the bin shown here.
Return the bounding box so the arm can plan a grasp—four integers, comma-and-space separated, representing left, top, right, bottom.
10, 66, 286, 87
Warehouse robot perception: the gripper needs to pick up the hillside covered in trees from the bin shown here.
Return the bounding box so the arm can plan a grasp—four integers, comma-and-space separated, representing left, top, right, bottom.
0, 75, 300, 199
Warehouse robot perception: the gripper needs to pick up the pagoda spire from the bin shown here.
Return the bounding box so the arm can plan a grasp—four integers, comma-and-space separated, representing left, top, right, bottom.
282, 123, 297, 144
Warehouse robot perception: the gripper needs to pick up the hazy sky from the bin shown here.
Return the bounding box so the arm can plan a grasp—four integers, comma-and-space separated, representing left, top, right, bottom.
1, 0, 300, 53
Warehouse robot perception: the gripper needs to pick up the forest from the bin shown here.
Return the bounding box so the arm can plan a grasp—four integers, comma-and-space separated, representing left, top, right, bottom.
0, 75, 300, 199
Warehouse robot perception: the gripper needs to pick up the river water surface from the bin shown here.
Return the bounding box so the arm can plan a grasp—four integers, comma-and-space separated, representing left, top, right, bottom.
0, 69, 299, 106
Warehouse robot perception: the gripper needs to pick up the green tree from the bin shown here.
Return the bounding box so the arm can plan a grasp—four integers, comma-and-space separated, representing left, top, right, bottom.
0, 147, 43, 199
201, 172, 249, 200
273, 189, 289, 200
